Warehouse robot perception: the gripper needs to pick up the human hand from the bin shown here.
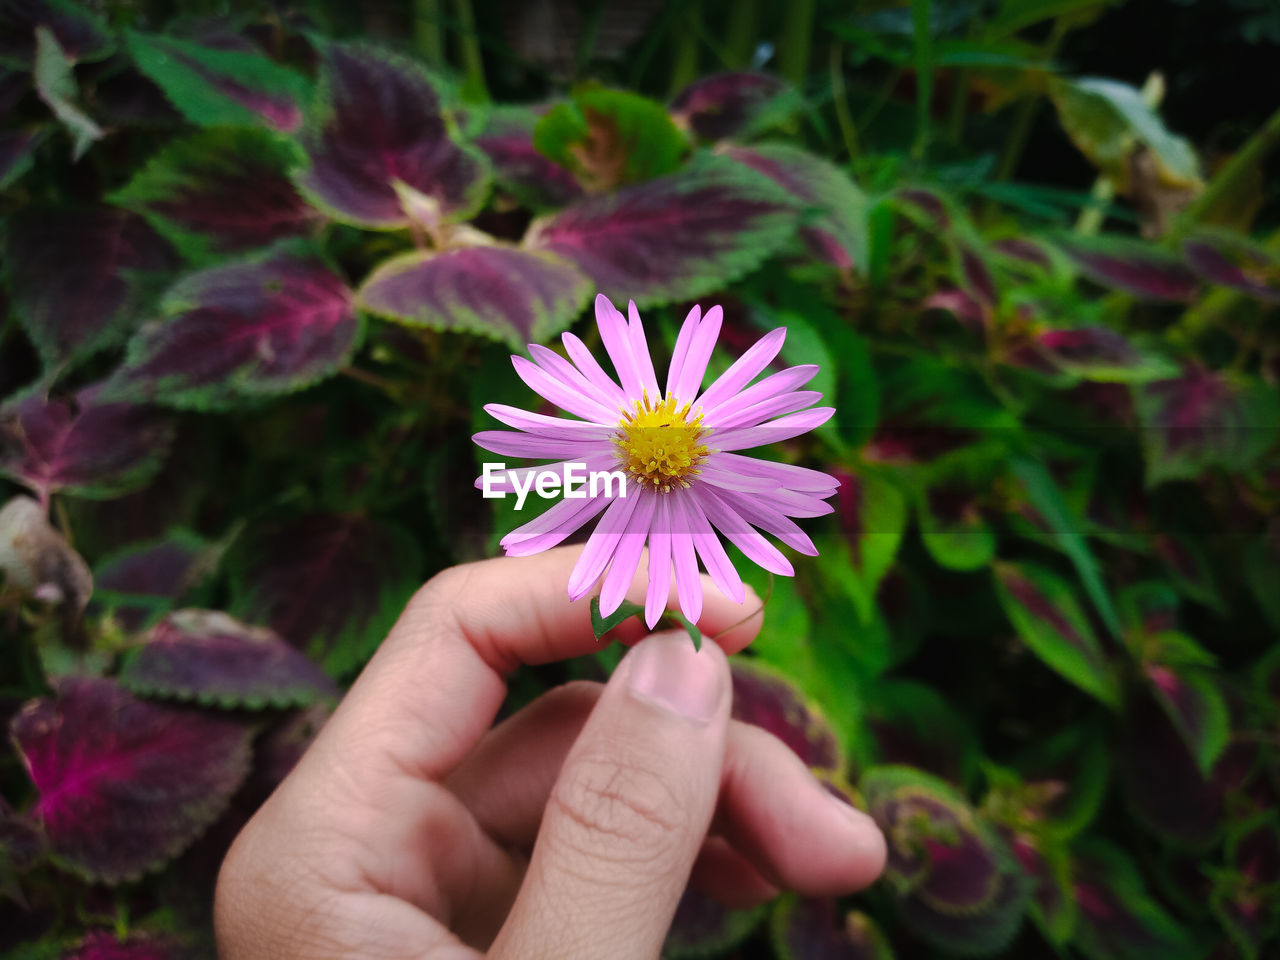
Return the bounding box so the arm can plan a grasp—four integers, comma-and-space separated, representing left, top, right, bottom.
215, 545, 886, 959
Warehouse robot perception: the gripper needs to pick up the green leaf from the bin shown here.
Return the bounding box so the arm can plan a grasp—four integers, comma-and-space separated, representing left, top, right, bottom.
994, 561, 1119, 706
534, 86, 688, 191
917, 485, 996, 572
33, 26, 101, 160
832, 473, 907, 623
985, 0, 1120, 37
588, 596, 702, 649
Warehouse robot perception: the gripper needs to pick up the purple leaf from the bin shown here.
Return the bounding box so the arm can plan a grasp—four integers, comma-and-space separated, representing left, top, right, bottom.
125, 30, 307, 133
862, 766, 1029, 954
1183, 234, 1280, 302
1072, 842, 1193, 958
662, 887, 766, 959
923, 287, 988, 335
524, 152, 798, 306
296, 41, 490, 228
228, 513, 422, 677
90, 531, 211, 632
991, 237, 1053, 270
957, 243, 999, 306
111, 246, 358, 410
893, 186, 951, 229
121, 609, 338, 709
357, 244, 591, 351
669, 72, 802, 142
110, 127, 324, 263
770, 897, 892, 960
993, 562, 1118, 706
0, 126, 45, 190
1055, 235, 1200, 301
64, 931, 181, 960
863, 680, 977, 788
2, 207, 177, 369
720, 143, 868, 272
0, 388, 174, 503
1134, 366, 1280, 486
1004, 832, 1075, 944
9, 676, 253, 883
731, 660, 841, 771
474, 105, 583, 208
1145, 663, 1230, 776
0, 0, 113, 66
1032, 326, 1178, 383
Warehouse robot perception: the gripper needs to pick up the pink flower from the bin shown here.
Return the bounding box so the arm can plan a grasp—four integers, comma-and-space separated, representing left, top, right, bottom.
474, 294, 839, 628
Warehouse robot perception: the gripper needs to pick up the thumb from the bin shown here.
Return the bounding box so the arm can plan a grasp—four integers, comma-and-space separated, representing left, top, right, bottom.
489, 630, 730, 960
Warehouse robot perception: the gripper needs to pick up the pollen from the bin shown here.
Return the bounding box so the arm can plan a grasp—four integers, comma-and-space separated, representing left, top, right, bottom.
613, 391, 709, 492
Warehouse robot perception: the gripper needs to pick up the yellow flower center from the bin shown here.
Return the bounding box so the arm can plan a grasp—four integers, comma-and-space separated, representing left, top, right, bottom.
613, 392, 709, 492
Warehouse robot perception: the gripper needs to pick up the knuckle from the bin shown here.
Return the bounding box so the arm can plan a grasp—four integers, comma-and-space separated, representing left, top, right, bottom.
550, 751, 689, 868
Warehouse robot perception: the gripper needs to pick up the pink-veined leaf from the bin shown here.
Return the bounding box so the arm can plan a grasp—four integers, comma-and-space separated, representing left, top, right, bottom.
90, 530, 213, 631
357, 244, 591, 351
662, 887, 766, 959
1183, 233, 1280, 302
1134, 366, 1280, 486
0, 0, 112, 67
862, 766, 1030, 955
473, 105, 582, 208
1002, 831, 1075, 945
1055, 234, 1200, 301
120, 609, 338, 709
720, 143, 869, 273
109, 245, 358, 410
295, 41, 490, 229
991, 236, 1053, 270
2, 207, 177, 369
9, 676, 253, 883
770, 898, 893, 960
228, 513, 422, 677
731, 660, 841, 772
523, 152, 799, 307
1145, 661, 1230, 776
125, 29, 307, 132
1072, 841, 1195, 958
1030, 326, 1178, 383
669, 72, 802, 142
110, 127, 324, 264
0, 387, 174, 503
63, 930, 181, 960
993, 562, 1119, 706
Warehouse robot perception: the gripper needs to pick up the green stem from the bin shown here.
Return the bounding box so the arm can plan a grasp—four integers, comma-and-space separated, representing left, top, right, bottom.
724, 0, 759, 69
450, 0, 488, 101
1171, 105, 1280, 241
412, 0, 444, 66
945, 67, 969, 143
996, 16, 1069, 181
778, 0, 814, 88
829, 43, 859, 161
911, 0, 933, 162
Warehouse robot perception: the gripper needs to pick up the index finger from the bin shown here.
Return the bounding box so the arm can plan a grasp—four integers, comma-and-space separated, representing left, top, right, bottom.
303, 544, 763, 786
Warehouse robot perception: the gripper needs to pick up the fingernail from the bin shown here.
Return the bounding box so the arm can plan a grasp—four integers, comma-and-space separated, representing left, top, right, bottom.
625, 631, 722, 724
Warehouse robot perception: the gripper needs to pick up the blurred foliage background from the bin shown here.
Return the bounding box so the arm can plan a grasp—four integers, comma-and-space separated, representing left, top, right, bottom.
1, 0, 1279, 957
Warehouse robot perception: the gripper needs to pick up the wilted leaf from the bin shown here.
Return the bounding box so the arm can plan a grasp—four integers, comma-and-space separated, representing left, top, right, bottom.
111, 245, 358, 410
662, 887, 766, 959
993, 562, 1119, 706
0, 0, 112, 67
121, 609, 337, 709
125, 29, 307, 132
33, 27, 101, 160
473, 105, 582, 208
1133, 367, 1280, 486
524, 152, 798, 307
731, 660, 841, 772
0, 389, 173, 503
295, 41, 490, 229
357, 244, 591, 351
3, 207, 177, 370
832, 470, 906, 624
720, 143, 869, 273
110, 127, 323, 263
1183, 233, 1280, 303
228, 513, 421, 677
1031, 326, 1177, 383
533, 86, 687, 191
91, 530, 212, 631
1072, 841, 1197, 958
670, 72, 803, 142
770, 896, 892, 960
9, 676, 253, 883
862, 766, 1029, 955
0, 495, 91, 612
1055, 234, 1199, 301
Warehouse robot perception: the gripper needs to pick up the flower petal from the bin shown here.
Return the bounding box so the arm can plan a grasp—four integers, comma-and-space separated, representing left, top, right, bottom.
709, 390, 822, 432
714, 488, 819, 555
671, 304, 723, 403
761, 487, 837, 518
708, 453, 839, 493
694, 464, 781, 493
595, 293, 644, 401
568, 490, 642, 601
702, 364, 819, 426
476, 453, 615, 493
669, 499, 704, 624
512, 355, 615, 422
645, 496, 673, 628
710, 407, 836, 451
599, 491, 657, 616
501, 490, 612, 557
562, 331, 627, 411
529, 343, 625, 417
695, 327, 786, 412
483, 404, 614, 440
664, 304, 701, 400
687, 496, 746, 604
694, 487, 794, 576
627, 300, 661, 400
473, 430, 604, 460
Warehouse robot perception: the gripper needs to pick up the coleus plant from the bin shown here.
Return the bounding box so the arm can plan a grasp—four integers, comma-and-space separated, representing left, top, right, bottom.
1, 1, 1279, 959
